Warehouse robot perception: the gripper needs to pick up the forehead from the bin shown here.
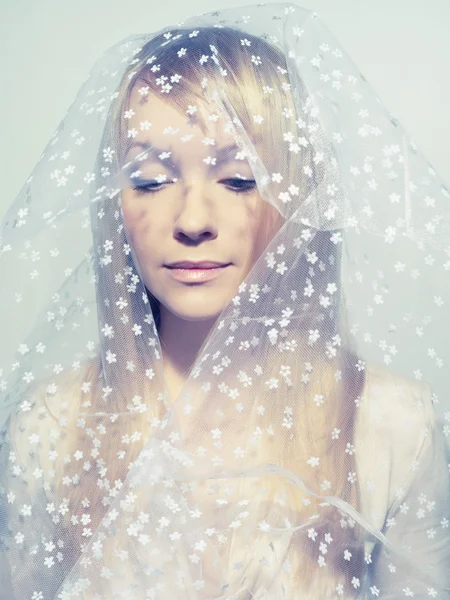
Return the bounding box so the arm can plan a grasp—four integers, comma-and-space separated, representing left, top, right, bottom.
125, 87, 235, 154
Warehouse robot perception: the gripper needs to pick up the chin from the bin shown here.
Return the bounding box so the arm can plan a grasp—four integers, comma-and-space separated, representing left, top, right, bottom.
175, 312, 222, 323
166, 301, 225, 322
150, 277, 242, 323
160, 290, 232, 323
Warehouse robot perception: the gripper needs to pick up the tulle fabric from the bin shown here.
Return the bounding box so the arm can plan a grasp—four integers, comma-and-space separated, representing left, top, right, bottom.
0, 3, 449, 599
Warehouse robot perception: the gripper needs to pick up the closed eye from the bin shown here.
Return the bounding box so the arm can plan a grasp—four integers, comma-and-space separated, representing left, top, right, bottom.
132, 177, 257, 196
132, 177, 175, 195
220, 178, 257, 194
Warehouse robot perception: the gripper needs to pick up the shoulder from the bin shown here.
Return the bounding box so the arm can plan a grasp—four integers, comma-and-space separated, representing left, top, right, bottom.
8, 358, 101, 477
357, 363, 435, 438
355, 364, 437, 525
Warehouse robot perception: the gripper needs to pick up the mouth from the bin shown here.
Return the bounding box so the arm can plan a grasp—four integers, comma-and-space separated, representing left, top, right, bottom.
165, 262, 231, 283
166, 261, 231, 269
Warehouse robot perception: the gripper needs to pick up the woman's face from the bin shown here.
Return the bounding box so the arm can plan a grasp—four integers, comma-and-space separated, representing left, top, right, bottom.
121, 89, 272, 323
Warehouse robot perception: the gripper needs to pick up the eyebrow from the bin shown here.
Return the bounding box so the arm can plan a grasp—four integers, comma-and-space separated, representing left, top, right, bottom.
124, 141, 248, 169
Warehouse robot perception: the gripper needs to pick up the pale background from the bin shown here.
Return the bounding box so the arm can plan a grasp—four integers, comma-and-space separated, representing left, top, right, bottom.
1, 0, 449, 209
0, 0, 449, 417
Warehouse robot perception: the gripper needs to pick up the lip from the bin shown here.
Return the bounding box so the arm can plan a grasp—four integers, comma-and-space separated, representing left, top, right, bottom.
166, 261, 230, 269
165, 263, 230, 283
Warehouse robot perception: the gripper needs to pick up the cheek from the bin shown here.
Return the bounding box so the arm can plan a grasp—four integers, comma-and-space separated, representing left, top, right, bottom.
226, 197, 260, 236
121, 195, 163, 259
251, 203, 282, 261
121, 192, 141, 240
216, 198, 266, 267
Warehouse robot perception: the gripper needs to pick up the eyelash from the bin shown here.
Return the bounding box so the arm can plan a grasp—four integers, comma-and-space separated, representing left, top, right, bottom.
132, 178, 257, 196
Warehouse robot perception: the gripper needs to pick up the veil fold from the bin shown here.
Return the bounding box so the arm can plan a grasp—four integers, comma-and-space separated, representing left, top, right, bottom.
0, 3, 449, 598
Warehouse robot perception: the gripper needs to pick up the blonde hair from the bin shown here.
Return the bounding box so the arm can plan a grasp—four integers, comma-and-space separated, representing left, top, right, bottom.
16, 26, 366, 596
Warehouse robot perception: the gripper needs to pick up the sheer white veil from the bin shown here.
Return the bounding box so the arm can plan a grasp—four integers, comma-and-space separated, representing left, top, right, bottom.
0, 3, 449, 599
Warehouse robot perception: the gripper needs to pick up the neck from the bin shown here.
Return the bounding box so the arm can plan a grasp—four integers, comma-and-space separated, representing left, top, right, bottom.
158, 305, 217, 395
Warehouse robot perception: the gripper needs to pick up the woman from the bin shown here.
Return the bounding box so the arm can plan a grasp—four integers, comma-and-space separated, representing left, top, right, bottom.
0, 3, 449, 598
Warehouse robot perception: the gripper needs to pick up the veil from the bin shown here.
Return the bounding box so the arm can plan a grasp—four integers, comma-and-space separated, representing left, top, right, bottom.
0, 3, 449, 599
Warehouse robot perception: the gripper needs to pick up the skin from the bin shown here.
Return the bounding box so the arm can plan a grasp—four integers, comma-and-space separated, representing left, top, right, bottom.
120, 90, 273, 400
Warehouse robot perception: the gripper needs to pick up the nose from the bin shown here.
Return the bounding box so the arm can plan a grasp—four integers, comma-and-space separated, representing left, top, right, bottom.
173, 180, 218, 245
